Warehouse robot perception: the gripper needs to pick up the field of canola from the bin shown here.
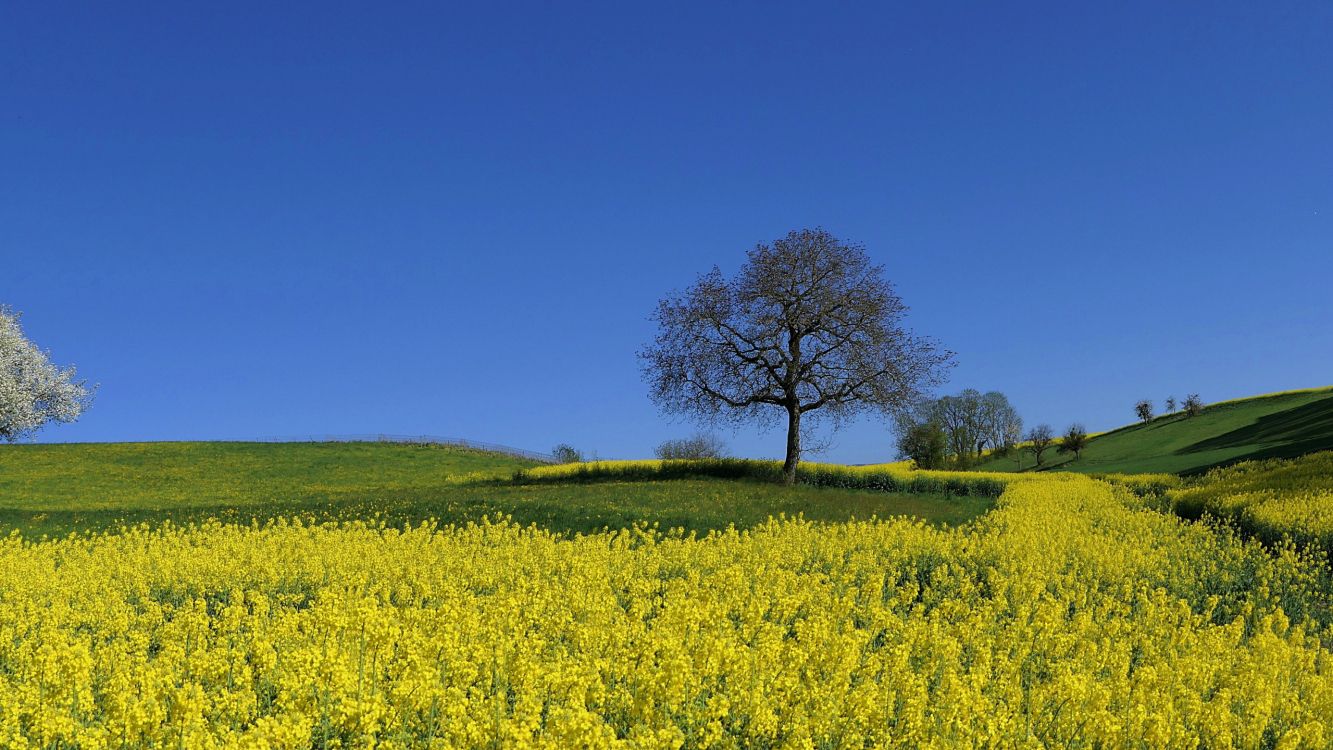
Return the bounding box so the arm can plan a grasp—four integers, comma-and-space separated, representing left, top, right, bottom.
515, 459, 1016, 498
1171, 451, 1333, 556
1, 472, 1332, 748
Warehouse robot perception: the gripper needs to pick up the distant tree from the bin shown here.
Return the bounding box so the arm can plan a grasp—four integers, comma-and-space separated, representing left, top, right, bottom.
896, 420, 948, 470
1135, 399, 1154, 423
1165, 396, 1177, 414
1059, 423, 1089, 460
908, 389, 1021, 466
0, 306, 95, 442
640, 228, 952, 484
655, 434, 728, 460
1182, 393, 1204, 417
931, 389, 985, 466
551, 444, 584, 463
980, 391, 1022, 457
1027, 424, 1054, 467
1002, 415, 1025, 463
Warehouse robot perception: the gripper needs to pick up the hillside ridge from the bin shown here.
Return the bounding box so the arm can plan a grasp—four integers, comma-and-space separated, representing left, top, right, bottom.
977, 385, 1333, 475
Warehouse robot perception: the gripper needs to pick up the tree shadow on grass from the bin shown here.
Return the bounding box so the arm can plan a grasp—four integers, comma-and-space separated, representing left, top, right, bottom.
1176, 395, 1333, 475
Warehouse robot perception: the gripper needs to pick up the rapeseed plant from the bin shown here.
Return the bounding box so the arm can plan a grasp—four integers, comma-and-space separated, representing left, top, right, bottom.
0, 473, 1328, 747
1172, 451, 1333, 556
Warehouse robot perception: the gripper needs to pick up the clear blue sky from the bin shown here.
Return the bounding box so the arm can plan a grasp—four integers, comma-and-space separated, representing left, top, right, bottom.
4, 2, 1330, 462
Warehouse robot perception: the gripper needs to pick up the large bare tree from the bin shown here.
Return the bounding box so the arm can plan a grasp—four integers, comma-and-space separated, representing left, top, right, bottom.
640, 228, 951, 484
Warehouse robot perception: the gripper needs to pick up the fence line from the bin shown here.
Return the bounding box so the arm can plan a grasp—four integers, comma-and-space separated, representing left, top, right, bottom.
252, 434, 556, 463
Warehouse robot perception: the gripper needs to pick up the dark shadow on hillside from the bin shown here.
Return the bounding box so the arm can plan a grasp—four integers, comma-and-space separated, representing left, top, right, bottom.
1175, 395, 1333, 475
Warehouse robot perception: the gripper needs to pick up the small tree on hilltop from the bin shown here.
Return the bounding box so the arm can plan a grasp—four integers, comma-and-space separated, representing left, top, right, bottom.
1003, 419, 1025, 468
1135, 399, 1154, 423
551, 443, 583, 463
1182, 393, 1204, 417
1165, 396, 1177, 414
979, 391, 1021, 459
896, 420, 948, 470
1027, 424, 1054, 467
655, 434, 728, 460
640, 228, 952, 484
930, 390, 985, 467
1059, 423, 1088, 460
912, 389, 1021, 467
1, 306, 95, 442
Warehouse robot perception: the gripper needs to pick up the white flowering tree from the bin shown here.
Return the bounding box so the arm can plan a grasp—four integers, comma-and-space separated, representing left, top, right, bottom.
0, 306, 94, 442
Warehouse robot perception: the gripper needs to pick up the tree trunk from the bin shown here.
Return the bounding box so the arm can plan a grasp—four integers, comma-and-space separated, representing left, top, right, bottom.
782, 407, 801, 485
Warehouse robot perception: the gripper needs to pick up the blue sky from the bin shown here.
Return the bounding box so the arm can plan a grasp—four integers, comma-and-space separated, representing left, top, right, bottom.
4, 2, 1331, 462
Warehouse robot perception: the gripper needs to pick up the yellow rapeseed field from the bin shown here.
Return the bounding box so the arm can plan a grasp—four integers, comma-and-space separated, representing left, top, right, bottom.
515, 459, 1020, 498
520, 459, 1014, 486
1, 473, 1331, 748
1172, 451, 1333, 555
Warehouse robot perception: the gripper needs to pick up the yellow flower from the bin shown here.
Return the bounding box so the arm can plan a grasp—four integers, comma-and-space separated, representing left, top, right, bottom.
0, 471, 1328, 746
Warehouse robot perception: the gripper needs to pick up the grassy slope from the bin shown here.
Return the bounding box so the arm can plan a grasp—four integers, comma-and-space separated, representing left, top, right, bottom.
0, 441, 990, 537
975, 386, 1333, 475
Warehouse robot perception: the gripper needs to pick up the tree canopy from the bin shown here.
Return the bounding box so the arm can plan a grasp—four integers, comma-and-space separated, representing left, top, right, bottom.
640, 228, 951, 482
0, 306, 94, 442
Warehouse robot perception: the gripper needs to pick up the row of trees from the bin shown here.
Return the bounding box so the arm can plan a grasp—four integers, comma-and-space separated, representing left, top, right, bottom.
1136, 394, 1204, 423
655, 434, 727, 460
1023, 423, 1087, 467
993, 393, 1209, 471
897, 387, 1215, 471
893, 392, 1089, 470
552, 433, 728, 464
894, 390, 1022, 469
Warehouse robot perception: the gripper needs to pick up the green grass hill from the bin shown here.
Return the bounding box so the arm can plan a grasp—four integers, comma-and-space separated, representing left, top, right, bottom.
0, 441, 989, 537
975, 386, 1333, 475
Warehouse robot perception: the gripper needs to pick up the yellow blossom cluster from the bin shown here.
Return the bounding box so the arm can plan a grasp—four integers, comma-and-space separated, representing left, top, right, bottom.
0, 473, 1330, 748
523, 459, 1018, 486
1094, 472, 1181, 496
518, 459, 1027, 497
1172, 451, 1333, 555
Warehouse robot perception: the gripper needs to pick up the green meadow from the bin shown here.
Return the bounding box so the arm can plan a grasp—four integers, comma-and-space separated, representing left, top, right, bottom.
0, 441, 989, 537
5, 387, 1332, 538
975, 387, 1333, 475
